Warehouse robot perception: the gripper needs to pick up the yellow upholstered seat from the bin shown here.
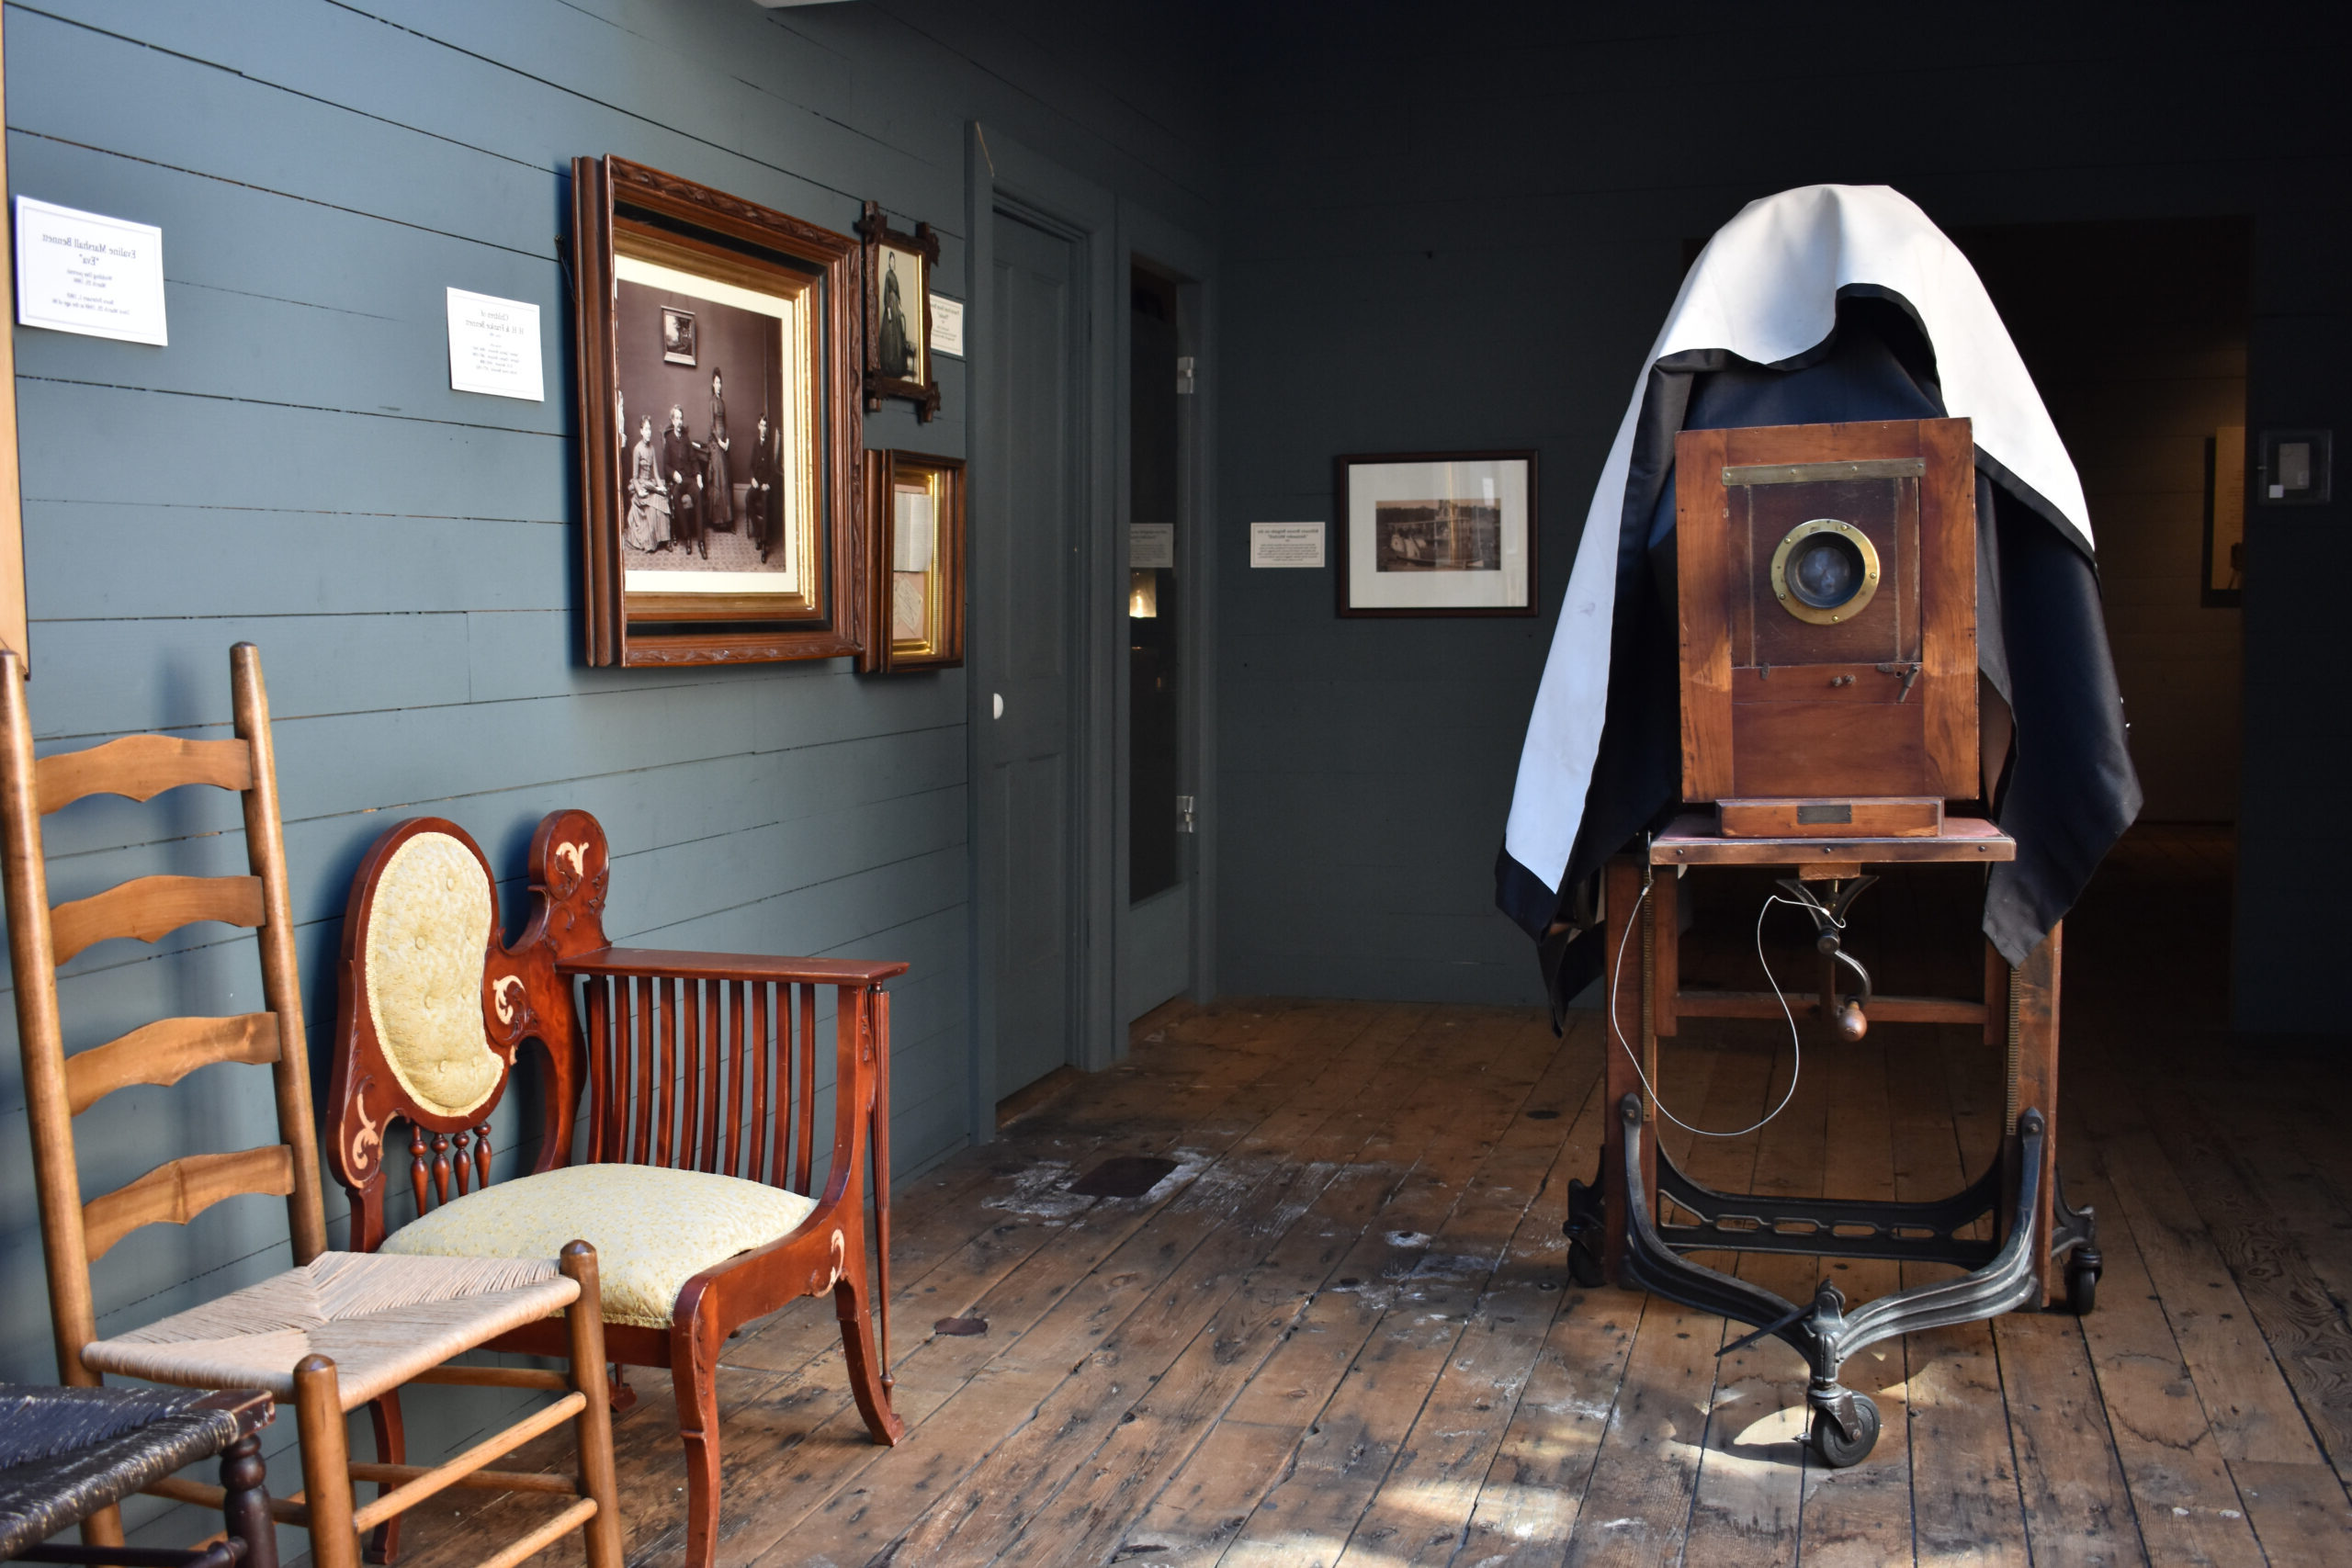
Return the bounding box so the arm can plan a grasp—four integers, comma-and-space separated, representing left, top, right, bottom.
379, 1164, 818, 1327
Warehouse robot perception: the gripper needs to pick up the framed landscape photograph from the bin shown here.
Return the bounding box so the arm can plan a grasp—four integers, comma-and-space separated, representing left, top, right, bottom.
1336, 451, 1538, 616
859, 449, 965, 673
570, 155, 865, 666
856, 200, 940, 422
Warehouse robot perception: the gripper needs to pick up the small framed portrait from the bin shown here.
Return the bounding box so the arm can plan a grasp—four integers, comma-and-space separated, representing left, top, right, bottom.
1335, 450, 1539, 617
660, 306, 696, 366
859, 449, 965, 673
570, 155, 865, 666
856, 200, 941, 422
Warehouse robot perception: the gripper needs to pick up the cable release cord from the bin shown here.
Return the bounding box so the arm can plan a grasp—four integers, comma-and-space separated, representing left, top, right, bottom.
1607, 880, 1843, 1139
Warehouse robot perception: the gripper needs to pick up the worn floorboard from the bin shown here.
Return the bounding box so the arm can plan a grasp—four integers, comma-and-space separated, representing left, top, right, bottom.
382, 828, 2350, 1567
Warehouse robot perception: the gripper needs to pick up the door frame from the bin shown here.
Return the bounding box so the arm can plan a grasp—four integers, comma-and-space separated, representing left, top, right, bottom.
965, 124, 1121, 1144
1115, 203, 1218, 1019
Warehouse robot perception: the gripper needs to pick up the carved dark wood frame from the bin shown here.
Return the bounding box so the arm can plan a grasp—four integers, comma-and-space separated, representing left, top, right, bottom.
855, 200, 941, 422
325, 808, 908, 1568
857, 448, 966, 674
571, 155, 868, 667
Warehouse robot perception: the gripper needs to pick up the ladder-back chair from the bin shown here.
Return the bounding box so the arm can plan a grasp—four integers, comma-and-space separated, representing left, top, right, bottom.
0, 645, 623, 1568
324, 809, 906, 1568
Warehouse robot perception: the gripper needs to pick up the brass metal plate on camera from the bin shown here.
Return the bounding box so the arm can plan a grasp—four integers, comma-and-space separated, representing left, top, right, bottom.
1724, 457, 1927, 487
1769, 517, 1882, 625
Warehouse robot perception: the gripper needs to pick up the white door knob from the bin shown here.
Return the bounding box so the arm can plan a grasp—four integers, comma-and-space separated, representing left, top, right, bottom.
992, 693, 1004, 719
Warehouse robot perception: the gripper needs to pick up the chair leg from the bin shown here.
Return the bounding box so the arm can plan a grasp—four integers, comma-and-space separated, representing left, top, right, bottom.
561, 1243, 625, 1568
833, 1259, 906, 1448
220, 1430, 277, 1568
362, 1393, 403, 1565
669, 1292, 724, 1568
293, 1356, 360, 1568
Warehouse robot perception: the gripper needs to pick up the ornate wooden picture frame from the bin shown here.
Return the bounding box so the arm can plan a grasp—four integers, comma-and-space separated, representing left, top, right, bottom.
1335, 450, 1538, 617
859, 449, 965, 673
855, 201, 940, 422
571, 155, 866, 666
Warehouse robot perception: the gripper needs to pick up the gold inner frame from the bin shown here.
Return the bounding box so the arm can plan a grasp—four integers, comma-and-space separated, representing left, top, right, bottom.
615, 220, 824, 622
890, 461, 949, 659
1769, 517, 1882, 626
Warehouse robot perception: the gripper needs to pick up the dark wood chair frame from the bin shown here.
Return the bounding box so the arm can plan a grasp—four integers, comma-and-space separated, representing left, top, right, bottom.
325, 809, 906, 1568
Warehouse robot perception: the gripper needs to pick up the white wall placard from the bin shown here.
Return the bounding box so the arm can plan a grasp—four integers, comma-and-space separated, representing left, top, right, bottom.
931, 295, 966, 357
1250, 521, 1325, 569
1130, 522, 1175, 570
15, 197, 167, 345
445, 287, 544, 400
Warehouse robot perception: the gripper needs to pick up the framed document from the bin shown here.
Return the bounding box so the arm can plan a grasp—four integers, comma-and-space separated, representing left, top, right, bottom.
856, 201, 940, 422
859, 449, 965, 673
1335, 451, 1537, 617
569, 155, 865, 666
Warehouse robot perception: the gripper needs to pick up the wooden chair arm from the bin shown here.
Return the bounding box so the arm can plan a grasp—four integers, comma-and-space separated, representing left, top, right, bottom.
554, 947, 908, 987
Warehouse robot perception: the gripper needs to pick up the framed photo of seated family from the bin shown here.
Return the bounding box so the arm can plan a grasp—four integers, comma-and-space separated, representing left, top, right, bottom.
1335, 450, 1538, 617
856, 201, 940, 422
859, 449, 965, 673
570, 155, 866, 666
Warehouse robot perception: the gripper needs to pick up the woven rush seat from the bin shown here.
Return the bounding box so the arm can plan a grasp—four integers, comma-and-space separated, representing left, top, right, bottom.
378, 1164, 817, 1328
0, 1386, 271, 1560
82, 1252, 577, 1409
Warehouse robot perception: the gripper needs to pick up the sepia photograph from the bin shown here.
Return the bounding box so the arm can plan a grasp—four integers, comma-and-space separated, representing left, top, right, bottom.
858, 201, 941, 420
876, 244, 924, 382
613, 251, 808, 595
661, 305, 696, 366
1374, 498, 1503, 572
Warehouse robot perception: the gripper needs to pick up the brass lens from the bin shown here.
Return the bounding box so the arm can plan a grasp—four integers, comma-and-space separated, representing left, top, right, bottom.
1769, 518, 1881, 625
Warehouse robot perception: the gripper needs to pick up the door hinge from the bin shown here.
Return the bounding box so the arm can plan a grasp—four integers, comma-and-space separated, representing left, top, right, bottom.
1175, 795, 1196, 833
1175, 356, 1195, 395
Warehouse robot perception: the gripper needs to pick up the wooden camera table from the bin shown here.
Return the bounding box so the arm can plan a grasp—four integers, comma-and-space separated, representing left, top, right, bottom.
1563, 815, 2101, 1467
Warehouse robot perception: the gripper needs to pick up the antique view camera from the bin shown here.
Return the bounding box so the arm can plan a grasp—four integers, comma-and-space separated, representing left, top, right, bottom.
1674, 417, 1979, 836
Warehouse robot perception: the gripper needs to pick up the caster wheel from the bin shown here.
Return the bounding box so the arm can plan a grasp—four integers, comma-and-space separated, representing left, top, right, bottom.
2065, 1251, 2101, 1316
1810, 1393, 1881, 1468
1566, 1237, 1603, 1289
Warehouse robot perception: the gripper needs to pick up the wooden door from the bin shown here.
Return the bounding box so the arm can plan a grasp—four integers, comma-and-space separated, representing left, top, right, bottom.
983, 210, 1082, 1099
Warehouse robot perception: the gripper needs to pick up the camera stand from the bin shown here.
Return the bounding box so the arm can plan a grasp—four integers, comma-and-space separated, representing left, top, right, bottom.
1564, 817, 2100, 1467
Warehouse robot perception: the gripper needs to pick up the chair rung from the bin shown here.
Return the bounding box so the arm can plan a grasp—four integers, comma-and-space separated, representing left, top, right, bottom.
51, 874, 266, 965
38, 734, 254, 815
348, 1392, 586, 1531
143, 1476, 310, 1527
84, 1145, 296, 1261
470, 1497, 598, 1568
347, 1463, 578, 1495
66, 1013, 280, 1115
405, 1365, 570, 1392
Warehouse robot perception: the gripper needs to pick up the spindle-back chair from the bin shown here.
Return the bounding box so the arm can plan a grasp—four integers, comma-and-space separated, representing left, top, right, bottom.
0, 645, 623, 1568
326, 808, 905, 1568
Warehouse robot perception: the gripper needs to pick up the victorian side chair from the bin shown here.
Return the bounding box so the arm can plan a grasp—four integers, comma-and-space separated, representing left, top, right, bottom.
0, 645, 623, 1568
325, 809, 907, 1568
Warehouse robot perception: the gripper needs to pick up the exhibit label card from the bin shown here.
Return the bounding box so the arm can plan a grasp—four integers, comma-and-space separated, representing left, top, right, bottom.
1131, 523, 1175, 570
15, 197, 168, 345
1250, 521, 1325, 569
931, 295, 966, 357
446, 287, 544, 400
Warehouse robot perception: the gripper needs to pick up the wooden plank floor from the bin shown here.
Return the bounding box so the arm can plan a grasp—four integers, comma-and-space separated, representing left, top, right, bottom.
393, 826, 2352, 1566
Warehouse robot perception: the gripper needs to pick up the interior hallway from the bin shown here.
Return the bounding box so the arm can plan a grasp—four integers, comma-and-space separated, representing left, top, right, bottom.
390, 825, 2352, 1566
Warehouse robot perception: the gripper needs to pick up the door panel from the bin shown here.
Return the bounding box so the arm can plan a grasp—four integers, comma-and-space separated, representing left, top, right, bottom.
987, 211, 1080, 1099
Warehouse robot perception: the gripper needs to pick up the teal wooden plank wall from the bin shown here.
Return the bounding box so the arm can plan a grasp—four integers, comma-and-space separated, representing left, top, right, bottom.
1212, 3, 2350, 1011
0, 0, 1216, 1532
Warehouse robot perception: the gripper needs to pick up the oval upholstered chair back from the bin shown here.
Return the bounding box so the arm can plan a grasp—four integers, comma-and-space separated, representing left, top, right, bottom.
327, 817, 561, 1249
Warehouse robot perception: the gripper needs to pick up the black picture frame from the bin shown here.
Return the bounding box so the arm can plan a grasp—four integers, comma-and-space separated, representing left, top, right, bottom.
1335, 450, 1539, 617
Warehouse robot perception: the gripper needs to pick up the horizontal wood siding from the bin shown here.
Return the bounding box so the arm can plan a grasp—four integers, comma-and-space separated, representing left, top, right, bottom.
0, 0, 1216, 1536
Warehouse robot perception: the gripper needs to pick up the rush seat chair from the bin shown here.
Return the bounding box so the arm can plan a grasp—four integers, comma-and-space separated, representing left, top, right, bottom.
324, 808, 906, 1568
0, 645, 623, 1568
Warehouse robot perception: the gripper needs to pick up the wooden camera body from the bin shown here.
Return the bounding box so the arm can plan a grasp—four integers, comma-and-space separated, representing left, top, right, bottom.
1675, 417, 1978, 837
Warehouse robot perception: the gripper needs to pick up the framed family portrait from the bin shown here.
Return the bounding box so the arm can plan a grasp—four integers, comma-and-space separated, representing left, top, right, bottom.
856, 200, 940, 422
859, 449, 965, 673
569, 155, 865, 666
1336, 451, 1538, 616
